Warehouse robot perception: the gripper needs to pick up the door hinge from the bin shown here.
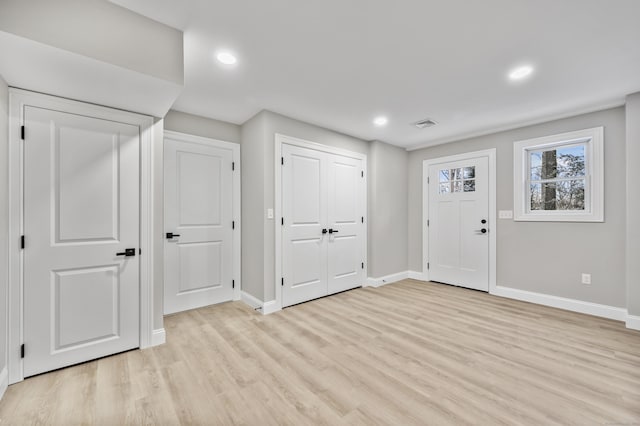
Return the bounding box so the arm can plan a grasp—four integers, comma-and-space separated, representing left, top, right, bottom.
427, 219, 430, 227
427, 262, 430, 270
139, 248, 142, 255
20, 235, 25, 249
427, 177, 430, 184
281, 277, 284, 287
361, 216, 364, 223
232, 161, 235, 171
361, 171, 364, 178
21, 126, 25, 140
361, 262, 364, 269
281, 157, 284, 165
20, 344, 25, 358
281, 217, 284, 226
232, 220, 235, 230
232, 279, 235, 289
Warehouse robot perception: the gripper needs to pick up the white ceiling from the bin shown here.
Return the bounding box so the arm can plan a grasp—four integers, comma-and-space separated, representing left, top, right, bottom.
111, 0, 640, 149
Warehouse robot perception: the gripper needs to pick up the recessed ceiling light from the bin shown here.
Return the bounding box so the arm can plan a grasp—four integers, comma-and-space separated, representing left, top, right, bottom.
373, 116, 388, 127
216, 52, 237, 65
509, 65, 534, 81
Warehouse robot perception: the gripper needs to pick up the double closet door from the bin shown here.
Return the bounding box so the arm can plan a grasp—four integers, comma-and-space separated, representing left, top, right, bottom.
281, 143, 366, 307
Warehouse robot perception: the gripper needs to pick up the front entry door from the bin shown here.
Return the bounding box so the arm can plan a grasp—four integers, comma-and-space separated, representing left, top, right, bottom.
23, 106, 141, 377
164, 134, 235, 314
428, 156, 489, 291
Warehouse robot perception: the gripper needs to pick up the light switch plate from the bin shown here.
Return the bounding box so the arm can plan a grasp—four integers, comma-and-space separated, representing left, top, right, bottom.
267, 208, 274, 219
499, 210, 513, 219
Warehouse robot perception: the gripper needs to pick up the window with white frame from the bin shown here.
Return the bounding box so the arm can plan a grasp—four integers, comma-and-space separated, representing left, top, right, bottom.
513, 127, 604, 222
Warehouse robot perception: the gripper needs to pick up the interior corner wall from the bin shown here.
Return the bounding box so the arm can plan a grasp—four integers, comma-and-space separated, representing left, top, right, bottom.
626, 93, 640, 316
408, 107, 626, 308
0, 75, 9, 377
164, 110, 241, 144
152, 118, 165, 331
368, 140, 409, 278
240, 112, 267, 301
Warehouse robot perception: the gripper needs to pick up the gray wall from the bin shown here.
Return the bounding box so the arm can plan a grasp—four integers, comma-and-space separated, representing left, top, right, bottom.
164, 110, 241, 144
408, 107, 626, 308
0, 75, 8, 375
368, 140, 409, 278
0, 0, 183, 85
626, 93, 640, 316
240, 112, 267, 300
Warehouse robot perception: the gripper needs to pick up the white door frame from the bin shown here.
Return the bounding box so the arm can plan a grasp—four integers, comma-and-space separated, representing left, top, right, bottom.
7, 89, 156, 384
422, 148, 497, 293
274, 134, 368, 312
163, 130, 242, 303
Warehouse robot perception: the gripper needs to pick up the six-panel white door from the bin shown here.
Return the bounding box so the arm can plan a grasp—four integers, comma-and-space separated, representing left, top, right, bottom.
282, 144, 365, 307
164, 136, 235, 314
23, 106, 140, 377
428, 157, 489, 291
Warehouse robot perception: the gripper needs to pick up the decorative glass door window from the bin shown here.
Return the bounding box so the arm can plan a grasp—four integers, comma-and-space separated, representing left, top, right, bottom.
439, 166, 475, 194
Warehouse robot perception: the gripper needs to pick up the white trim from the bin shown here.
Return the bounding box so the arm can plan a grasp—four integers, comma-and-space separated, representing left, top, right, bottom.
163, 131, 242, 302
492, 285, 627, 321
406, 99, 623, 151
151, 328, 166, 346
408, 270, 427, 281
8, 88, 156, 383
262, 300, 281, 315
274, 133, 367, 312
627, 314, 640, 331
241, 291, 263, 310
513, 127, 604, 222
422, 149, 497, 293
365, 271, 409, 288
0, 367, 7, 401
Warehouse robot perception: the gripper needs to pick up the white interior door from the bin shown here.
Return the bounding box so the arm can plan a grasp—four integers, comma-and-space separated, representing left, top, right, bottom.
428, 157, 489, 291
327, 153, 365, 294
164, 135, 235, 314
23, 106, 140, 378
282, 144, 328, 307
282, 143, 365, 307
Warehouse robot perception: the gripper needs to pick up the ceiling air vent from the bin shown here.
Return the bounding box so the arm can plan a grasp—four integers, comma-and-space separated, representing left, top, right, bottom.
413, 118, 438, 129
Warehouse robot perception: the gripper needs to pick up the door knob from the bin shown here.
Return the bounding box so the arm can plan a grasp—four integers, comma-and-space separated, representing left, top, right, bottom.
322, 228, 328, 234
116, 248, 136, 257
328, 229, 339, 234
166, 232, 181, 239
474, 228, 487, 234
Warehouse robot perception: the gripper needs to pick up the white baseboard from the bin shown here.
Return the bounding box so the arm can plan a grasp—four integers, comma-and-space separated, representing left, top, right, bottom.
241, 291, 263, 310
627, 314, 640, 331
241, 291, 281, 315
365, 271, 409, 288
408, 270, 427, 281
491, 285, 627, 322
0, 366, 8, 401
151, 328, 166, 346
262, 300, 281, 315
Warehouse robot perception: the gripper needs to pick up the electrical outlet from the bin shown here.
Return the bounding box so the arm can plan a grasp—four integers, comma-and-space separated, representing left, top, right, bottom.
499, 210, 513, 219
581, 273, 591, 285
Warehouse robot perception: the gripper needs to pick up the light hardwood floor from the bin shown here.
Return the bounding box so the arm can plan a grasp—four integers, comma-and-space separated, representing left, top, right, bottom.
1, 279, 639, 425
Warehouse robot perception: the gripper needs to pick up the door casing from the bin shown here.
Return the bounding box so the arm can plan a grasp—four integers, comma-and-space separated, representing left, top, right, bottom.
274, 134, 368, 312
7, 88, 157, 384
422, 149, 497, 293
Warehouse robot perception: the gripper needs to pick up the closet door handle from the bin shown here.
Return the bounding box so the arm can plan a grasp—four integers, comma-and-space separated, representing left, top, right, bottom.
328, 229, 339, 234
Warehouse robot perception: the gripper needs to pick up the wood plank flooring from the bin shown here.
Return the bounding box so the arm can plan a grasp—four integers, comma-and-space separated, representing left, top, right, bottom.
1, 279, 639, 425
